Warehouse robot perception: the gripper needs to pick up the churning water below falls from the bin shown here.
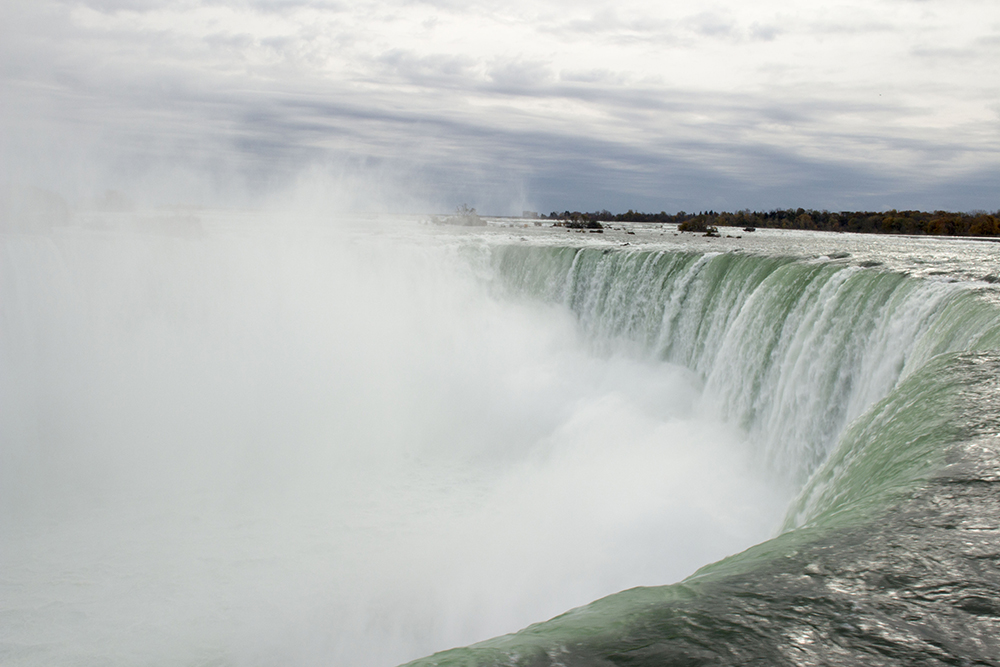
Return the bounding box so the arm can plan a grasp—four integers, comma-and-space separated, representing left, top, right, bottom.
3, 211, 1000, 667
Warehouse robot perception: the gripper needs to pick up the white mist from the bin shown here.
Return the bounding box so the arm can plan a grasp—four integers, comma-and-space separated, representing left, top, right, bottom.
0, 212, 787, 666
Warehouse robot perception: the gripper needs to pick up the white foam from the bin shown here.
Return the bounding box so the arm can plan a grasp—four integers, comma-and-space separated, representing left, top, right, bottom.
0, 216, 787, 667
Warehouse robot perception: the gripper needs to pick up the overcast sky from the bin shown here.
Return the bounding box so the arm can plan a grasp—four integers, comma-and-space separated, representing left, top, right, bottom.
2, 0, 998, 213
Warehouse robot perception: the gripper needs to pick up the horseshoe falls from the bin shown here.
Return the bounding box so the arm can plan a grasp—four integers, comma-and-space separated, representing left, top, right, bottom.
3, 214, 1000, 667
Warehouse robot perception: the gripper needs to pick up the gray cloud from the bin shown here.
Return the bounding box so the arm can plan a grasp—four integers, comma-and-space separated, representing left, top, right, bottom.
374, 49, 480, 87
682, 11, 737, 38
486, 59, 554, 92
748, 22, 782, 41
560, 9, 672, 37
2, 0, 998, 214
807, 20, 897, 36
558, 69, 628, 85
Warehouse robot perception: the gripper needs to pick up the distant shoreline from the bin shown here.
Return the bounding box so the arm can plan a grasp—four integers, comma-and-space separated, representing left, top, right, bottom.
526, 208, 1000, 237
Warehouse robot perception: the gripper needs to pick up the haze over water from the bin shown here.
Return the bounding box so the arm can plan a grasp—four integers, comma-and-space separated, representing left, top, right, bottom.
2, 212, 792, 666
3, 1, 999, 664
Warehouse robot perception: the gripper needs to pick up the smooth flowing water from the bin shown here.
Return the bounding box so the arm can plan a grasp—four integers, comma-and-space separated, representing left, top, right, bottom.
407, 221, 1000, 666
3, 211, 1000, 666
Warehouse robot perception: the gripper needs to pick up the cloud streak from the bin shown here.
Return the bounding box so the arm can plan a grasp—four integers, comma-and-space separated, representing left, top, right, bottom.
2, 0, 998, 212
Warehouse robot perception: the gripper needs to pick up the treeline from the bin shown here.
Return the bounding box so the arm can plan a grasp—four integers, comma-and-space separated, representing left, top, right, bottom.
543, 208, 1000, 236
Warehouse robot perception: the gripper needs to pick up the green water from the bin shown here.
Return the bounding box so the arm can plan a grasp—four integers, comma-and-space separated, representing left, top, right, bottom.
403, 242, 1000, 667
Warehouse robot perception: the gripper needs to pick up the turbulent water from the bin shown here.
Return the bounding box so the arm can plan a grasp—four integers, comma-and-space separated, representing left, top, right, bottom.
407, 225, 1000, 666
3, 211, 1000, 666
